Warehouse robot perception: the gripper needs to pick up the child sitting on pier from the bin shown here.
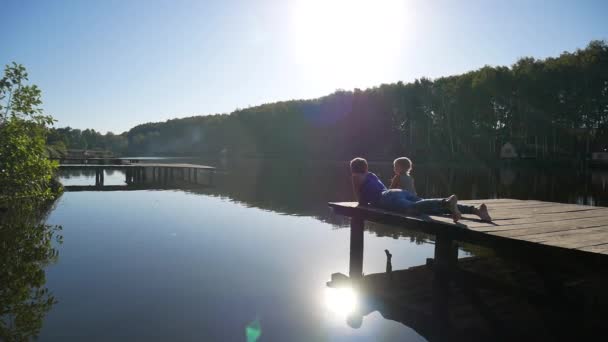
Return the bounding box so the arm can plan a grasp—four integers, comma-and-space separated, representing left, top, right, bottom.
389, 157, 416, 195
350, 157, 491, 222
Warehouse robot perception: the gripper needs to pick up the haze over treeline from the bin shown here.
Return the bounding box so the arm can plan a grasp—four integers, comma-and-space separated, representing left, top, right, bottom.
48, 41, 608, 161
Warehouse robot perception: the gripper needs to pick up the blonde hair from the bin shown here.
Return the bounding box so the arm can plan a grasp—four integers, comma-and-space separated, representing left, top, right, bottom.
393, 157, 412, 175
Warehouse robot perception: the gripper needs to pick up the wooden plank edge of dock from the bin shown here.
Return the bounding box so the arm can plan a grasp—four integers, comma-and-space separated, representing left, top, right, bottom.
328, 201, 608, 269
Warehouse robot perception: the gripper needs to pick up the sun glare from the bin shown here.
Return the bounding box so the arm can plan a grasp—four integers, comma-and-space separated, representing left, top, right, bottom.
293, 0, 408, 88
324, 287, 358, 317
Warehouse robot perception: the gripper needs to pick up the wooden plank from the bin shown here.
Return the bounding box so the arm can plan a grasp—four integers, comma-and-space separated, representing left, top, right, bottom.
521, 226, 608, 243
578, 243, 608, 254
474, 216, 608, 236
464, 208, 608, 229
367, 206, 608, 232
459, 199, 527, 205
529, 230, 608, 250
460, 200, 550, 209
329, 202, 608, 233
486, 204, 603, 217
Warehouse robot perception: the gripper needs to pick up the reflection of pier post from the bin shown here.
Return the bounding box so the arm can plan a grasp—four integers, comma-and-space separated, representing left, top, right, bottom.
432, 234, 457, 339
95, 168, 104, 186
349, 216, 364, 279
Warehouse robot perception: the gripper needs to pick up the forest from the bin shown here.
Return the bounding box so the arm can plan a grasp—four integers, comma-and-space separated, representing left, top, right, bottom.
50, 41, 608, 161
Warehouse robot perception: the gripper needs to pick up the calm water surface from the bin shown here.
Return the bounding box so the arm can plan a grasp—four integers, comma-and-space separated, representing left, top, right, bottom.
35, 159, 607, 341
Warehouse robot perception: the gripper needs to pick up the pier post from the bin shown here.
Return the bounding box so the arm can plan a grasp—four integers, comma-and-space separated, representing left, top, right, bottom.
193, 169, 198, 183
349, 216, 364, 279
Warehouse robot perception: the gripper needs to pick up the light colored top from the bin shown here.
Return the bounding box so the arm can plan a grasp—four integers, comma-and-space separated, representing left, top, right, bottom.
390, 173, 417, 195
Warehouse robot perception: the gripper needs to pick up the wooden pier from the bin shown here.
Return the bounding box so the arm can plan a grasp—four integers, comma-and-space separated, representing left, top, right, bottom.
328, 199, 608, 340
59, 162, 215, 188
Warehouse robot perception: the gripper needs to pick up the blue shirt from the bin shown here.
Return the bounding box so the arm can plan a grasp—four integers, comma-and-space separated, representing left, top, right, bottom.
359, 172, 387, 205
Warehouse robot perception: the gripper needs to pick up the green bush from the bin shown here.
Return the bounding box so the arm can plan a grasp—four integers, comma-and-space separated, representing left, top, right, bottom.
0, 63, 60, 206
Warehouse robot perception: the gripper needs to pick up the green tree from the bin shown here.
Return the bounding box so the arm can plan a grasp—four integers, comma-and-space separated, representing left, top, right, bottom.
0, 63, 59, 206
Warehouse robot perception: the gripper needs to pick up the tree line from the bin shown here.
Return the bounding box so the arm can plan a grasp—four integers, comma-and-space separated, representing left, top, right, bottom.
46, 127, 128, 157
53, 40, 608, 161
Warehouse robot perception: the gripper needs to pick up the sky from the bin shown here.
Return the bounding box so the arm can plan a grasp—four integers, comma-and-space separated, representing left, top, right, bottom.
2, 0, 607, 133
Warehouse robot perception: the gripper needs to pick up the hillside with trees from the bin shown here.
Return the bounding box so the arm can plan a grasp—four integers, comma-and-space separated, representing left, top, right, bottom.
54, 41, 608, 161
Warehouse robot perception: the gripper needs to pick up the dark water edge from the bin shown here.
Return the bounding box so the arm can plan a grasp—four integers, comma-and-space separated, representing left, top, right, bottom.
152, 157, 607, 214
57, 157, 607, 242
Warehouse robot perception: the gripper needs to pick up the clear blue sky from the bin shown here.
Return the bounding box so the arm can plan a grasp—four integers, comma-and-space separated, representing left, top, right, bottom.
2, 0, 607, 133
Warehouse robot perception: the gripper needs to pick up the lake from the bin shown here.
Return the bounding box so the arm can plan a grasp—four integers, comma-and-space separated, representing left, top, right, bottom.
14, 159, 608, 340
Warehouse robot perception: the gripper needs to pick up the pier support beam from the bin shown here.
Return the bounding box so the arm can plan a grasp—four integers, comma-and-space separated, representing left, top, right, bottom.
95, 168, 105, 186
349, 216, 364, 279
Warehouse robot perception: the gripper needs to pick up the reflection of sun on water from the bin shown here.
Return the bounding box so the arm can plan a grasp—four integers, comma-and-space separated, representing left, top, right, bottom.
324, 287, 358, 318
292, 0, 408, 88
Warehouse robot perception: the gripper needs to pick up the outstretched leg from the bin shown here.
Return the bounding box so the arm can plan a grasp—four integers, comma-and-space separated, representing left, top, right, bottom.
453, 202, 492, 222
445, 195, 462, 222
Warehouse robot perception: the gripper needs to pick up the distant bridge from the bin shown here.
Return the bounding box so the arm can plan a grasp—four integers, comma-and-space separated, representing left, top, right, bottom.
58, 160, 215, 188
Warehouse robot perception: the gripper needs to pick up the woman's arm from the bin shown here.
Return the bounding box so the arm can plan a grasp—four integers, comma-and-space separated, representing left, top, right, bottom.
389, 175, 400, 189
411, 177, 417, 195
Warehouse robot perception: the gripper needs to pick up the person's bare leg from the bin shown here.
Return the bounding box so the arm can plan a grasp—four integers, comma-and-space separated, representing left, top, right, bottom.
446, 195, 462, 222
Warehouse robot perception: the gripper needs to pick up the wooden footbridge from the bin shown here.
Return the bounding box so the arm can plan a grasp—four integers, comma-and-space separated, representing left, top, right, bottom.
58, 159, 215, 188
328, 199, 608, 340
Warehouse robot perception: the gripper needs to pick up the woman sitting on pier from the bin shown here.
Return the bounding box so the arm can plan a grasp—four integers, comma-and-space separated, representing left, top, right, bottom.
350, 157, 492, 222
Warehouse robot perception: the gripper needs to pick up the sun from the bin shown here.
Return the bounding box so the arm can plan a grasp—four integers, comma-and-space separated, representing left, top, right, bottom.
324, 287, 358, 317
292, 0, 408, 89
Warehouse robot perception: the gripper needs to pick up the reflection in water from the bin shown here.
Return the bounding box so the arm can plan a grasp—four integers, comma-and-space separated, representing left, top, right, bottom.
0, 201, 61, 341
324, 287, 358, 318
40, 159, 608, 340
189, 158, 606, 221
59, 159, 608, 227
